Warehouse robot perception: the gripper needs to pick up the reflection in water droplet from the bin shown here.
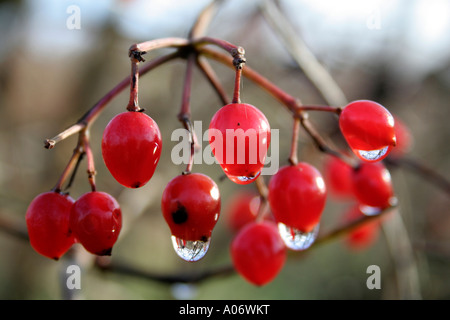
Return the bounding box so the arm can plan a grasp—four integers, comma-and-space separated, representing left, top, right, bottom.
360, 196, 398, 216
277, 222, 319, 251
226, 171, 261, 185
357, 146, 388, 161
171, 236, 210, 262
359, 205, 382, 216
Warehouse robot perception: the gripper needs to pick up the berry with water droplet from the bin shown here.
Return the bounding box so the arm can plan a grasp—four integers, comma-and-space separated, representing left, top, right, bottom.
343, 204, 380, 250
351, 162, 395, 210
26, 191, 76, 260
231, 221, 286, 286
209, 103, 270, 185
161, 173, 221, 261
69, 191, 122, 256
268, 163, 327, 250
102, 111, 162, 188
339, 100, 396, 162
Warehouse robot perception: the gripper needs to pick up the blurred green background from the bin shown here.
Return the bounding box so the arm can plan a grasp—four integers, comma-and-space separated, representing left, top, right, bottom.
0, 0, 449, 300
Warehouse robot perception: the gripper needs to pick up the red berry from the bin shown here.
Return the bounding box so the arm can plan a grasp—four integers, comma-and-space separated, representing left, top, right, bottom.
226, 191, 260, 233
351, 162, 395, 209
339, 100, 396, 162
102, 111, 162, 188
323, 155, 353, 200
268, 163, 327, 233
26, 191, 76, 260
209, 103, 270, 185
343, 205, 380, 250
230, 221, 286, 286
70, 191, 122, 256
161, 173, 221, 261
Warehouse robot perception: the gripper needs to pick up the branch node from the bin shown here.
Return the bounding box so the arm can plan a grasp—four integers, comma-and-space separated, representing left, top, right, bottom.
44, 139, 55, 149
128, 49, 147, 63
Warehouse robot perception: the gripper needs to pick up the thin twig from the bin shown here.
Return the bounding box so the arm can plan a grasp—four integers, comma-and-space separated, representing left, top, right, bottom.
259, 0, 348, 107
195, 56, 230, 105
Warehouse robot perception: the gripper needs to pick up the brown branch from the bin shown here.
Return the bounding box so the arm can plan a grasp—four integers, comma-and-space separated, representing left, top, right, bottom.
95, 257, 235, 284
45, 51, 180, 149
195, 56, 230, 105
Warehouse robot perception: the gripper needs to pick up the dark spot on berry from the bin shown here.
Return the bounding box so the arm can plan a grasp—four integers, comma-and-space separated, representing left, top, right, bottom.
53, 257, 59, 261
96, 248, 112, 256
200, 235, 208, 242
132, 182, 141, 188
237, 122, 240, 126
172, 204, 188, 224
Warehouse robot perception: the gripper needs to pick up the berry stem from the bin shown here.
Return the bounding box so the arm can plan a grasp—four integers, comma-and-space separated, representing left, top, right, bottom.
81, 130, 97, 192
44, 51, 180, 149
51, 142, 84, 193
126, 56, 141, 112
288, 117, 300, 166
298, 113, 358, 168
195, 56, 230, 105
232, 67, 242, 104
254, 176, 271, 222
178, 53, 198, 174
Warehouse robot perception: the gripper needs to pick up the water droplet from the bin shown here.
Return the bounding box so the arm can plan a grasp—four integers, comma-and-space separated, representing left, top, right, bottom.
171, 236, 210, 262
360, 196, 398, 216
356, 146, 389, 161
277, 222, 319, 251
360, 205, 382, 216
225, 171, 261, 185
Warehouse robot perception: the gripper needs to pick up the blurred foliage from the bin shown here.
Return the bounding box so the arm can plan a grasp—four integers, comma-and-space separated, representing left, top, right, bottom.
0, 0, 449, 300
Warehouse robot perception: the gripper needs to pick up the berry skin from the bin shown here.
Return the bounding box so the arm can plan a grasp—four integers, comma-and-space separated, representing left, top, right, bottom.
226, 191, 260, 233
323, 156, 353, 200
26, 191, 76, 260
351, 162, 394, 209
230, 221, 286, 286
161, 173, 221, 242
268, 163, 327, 233
339, 100, 396, 162
69, 191, 122, 256
102, 111, 162, 188
209, 103, 271, 185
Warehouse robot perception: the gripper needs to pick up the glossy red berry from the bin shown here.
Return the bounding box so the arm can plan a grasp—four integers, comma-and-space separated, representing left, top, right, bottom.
268, 163, 327, 233
231, 221, 286, 286
339, 100, 396, 162
26, 191, 76, 260
102, 111, 162, 188
69, 191, 122, 256
323, 155, 353, 200
209, 103, 270, 185
343, 205, 380, 250
226, 191, 260, 233
351, 162, 395, 209
161, 173, 221, 261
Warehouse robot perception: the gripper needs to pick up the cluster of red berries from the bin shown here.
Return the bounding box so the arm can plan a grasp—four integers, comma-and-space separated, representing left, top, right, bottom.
26, 97, 403, 287
225, 100, 402, 286
26, 190, 122, 260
